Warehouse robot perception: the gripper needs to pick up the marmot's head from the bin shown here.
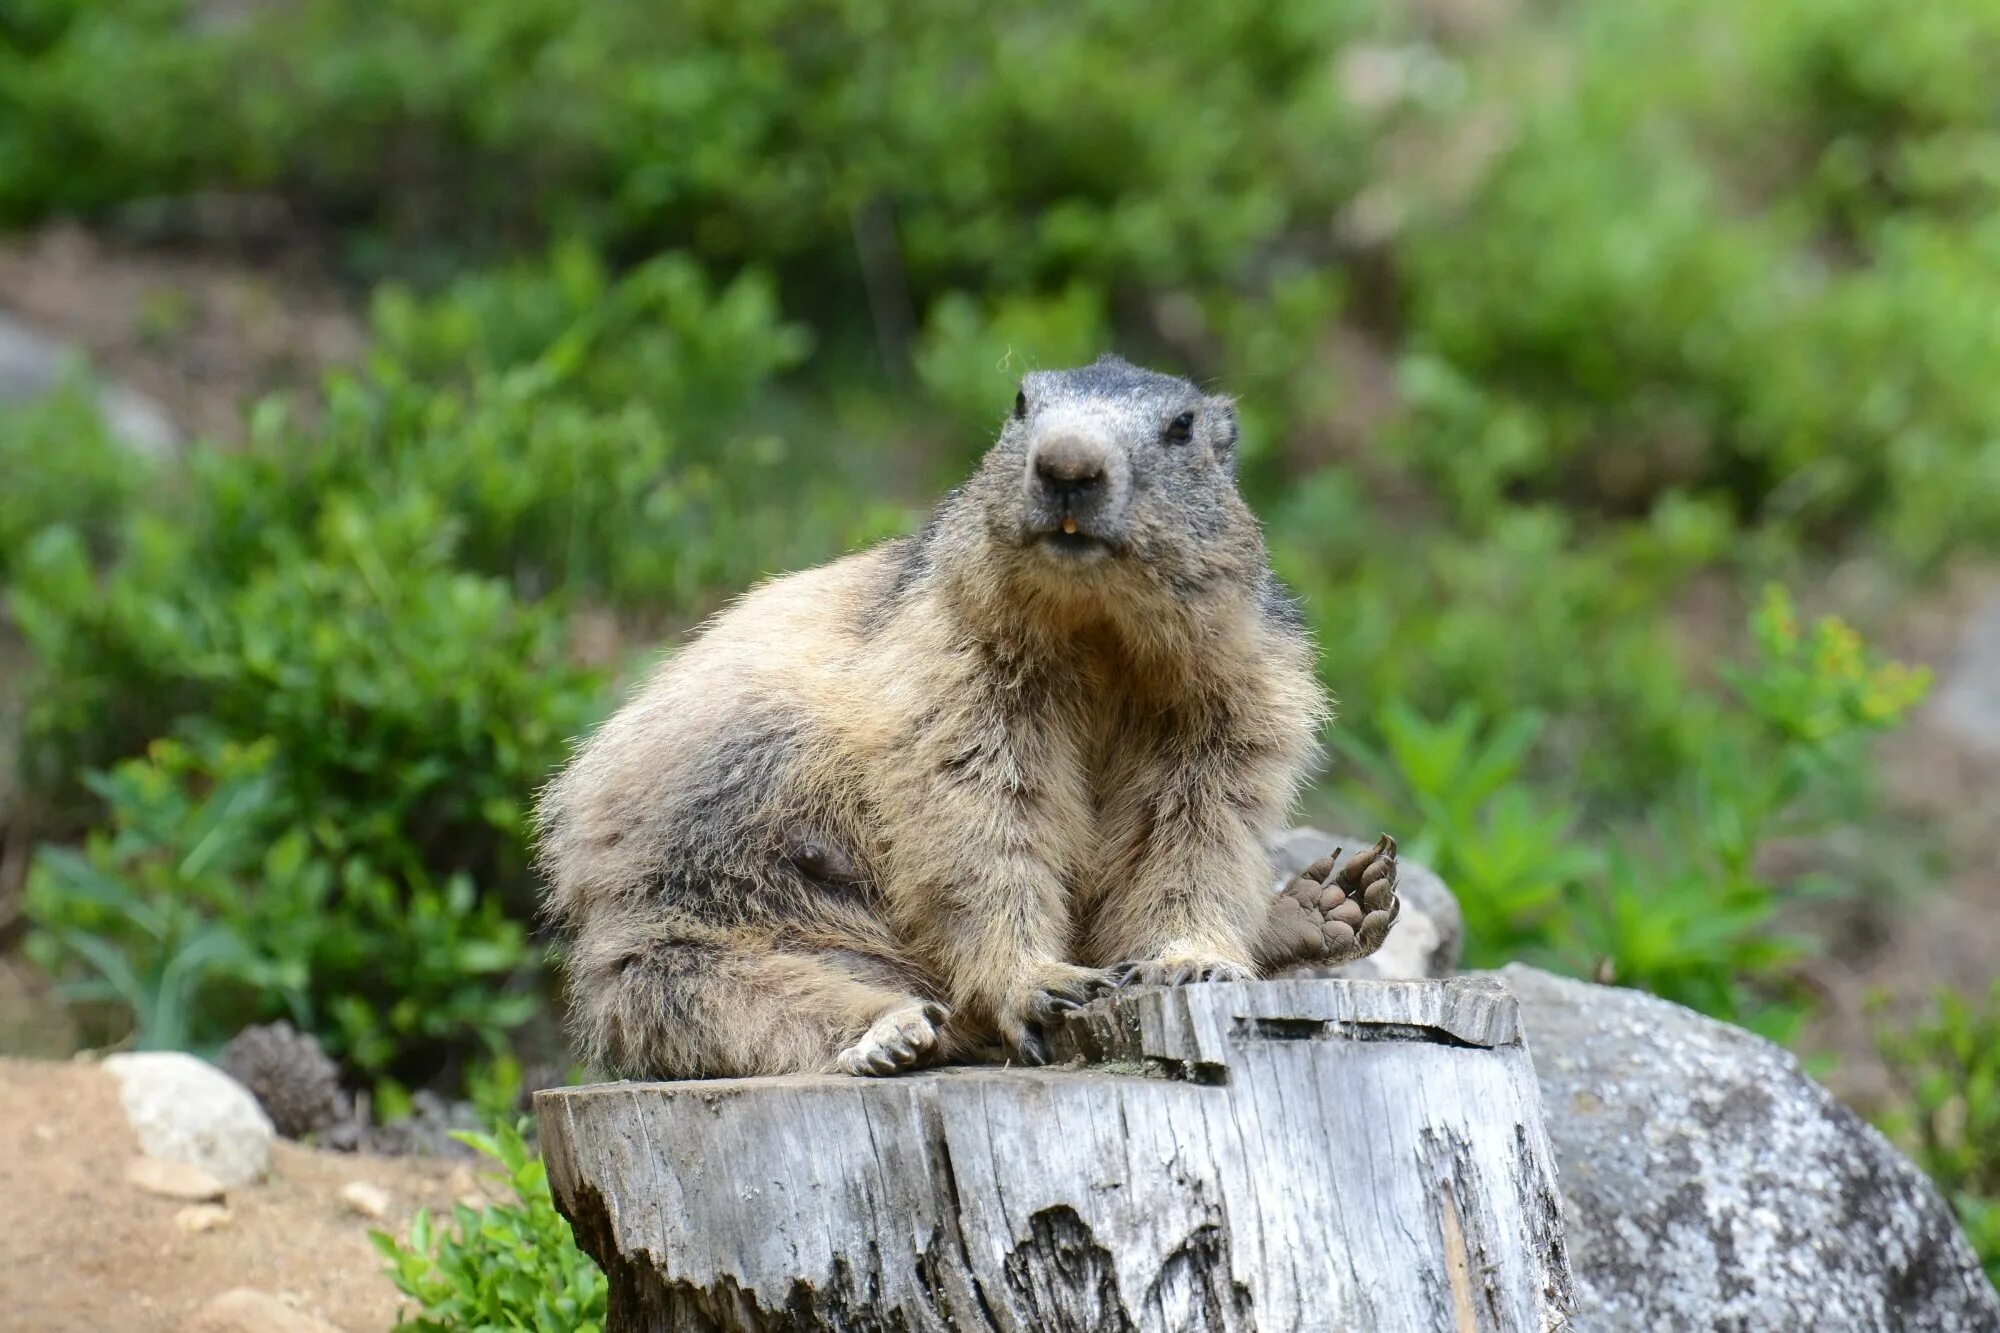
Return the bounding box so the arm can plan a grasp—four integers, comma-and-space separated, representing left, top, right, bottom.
953, 355, 1266, 625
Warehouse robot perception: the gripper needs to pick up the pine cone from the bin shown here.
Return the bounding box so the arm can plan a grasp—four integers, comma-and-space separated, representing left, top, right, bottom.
218, 1021, 352, 1139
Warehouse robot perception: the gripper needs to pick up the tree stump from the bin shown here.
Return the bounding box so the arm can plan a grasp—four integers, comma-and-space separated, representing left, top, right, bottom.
536, 977, 1574, 1332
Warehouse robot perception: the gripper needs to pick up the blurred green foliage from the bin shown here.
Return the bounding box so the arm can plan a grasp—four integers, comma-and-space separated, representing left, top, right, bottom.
1339, 588, 1928, 1038
1877, 983, 2000, 1283
0, 0, 1991, 1279
0, 377, 144, 584
25, 736, 537, 1070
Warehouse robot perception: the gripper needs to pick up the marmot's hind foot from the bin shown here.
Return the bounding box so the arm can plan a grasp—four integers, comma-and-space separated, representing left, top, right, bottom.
1259, 834, 1401, 970
836, 1000, 950, 1077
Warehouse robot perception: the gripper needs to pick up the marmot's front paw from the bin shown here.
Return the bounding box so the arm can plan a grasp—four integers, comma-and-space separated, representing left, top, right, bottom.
1107, 956, 1257, 988
997, 964, 1113, 1066
836, 999, 950, 1077
1258, 834, 1401, 969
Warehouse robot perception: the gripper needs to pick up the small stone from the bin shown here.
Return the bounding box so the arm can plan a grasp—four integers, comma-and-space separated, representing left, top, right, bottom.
338, 1180, 390, 1220
1933, 591, 2000, 755
174, 1203, 232, 1233
182, 1288, 343, 1333
125, 1156, 226, 1203
104, 1051, 274, 1187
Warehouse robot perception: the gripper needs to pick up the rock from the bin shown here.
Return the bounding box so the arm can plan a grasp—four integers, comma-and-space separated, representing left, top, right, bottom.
336, 1180, 389, 1220
358, 1088, 481, 1158
0, 311, 179, 458
1266, 826, 1463, 978
103, 1052, 274, 1188
173, 1204, 232, 1234
125, 1156, 226, 1203
1935, 592, 2000, 758
182, 1288, 343, 1333
1502, 964, 2000, 1332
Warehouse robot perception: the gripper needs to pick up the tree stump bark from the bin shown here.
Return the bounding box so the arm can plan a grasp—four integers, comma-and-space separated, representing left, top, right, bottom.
536, 977, 1574, 1332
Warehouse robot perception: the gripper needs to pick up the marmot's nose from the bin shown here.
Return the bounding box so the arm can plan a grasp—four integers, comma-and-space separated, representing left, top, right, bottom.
1031, 438, 1109, 506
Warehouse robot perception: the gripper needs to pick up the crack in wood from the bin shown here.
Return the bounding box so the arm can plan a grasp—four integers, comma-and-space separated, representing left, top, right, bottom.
1234, 1015, 1486, 1048
1439, 1192, 1480, 1333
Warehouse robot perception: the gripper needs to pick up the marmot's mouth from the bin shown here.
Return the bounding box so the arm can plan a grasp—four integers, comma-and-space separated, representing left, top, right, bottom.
1038, 528, 1112, 557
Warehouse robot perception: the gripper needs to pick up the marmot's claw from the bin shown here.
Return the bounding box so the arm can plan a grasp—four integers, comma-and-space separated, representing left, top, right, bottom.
1026, 990, 1085, 1024
1012, 1030, 1048, 1067
997, 963, 1110, 1064
836, 1000, 949, 1077
1260, 834, 1402, 969
1108, 956, 1255, 988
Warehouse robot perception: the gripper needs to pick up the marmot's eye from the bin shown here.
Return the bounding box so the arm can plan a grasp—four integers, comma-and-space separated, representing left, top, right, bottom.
1164, 411, 1195, 444
1013, 389, 1028, 420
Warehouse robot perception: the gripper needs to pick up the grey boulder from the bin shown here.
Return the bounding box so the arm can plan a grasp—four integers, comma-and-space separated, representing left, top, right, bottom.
1503, 964, 2000, 1332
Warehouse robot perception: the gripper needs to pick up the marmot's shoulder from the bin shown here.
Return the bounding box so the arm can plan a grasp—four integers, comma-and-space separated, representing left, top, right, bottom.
680, 540, 912, 658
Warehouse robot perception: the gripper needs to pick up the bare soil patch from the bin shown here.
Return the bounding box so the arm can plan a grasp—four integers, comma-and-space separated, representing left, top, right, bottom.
0, 1057, 467, 1332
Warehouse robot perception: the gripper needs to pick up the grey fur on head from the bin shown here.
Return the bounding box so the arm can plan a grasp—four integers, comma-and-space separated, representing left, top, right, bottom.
913, 353, 1263, 635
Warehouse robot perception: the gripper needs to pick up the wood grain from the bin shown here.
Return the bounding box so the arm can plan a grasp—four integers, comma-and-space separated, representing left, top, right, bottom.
537, 977, 1574, 1331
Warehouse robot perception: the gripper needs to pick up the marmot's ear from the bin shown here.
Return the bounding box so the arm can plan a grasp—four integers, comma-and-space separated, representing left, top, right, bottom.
1206, 396, 1240, 471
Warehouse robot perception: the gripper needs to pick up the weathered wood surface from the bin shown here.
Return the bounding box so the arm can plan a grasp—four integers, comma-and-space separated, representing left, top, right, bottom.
537, 978, 1574, 1332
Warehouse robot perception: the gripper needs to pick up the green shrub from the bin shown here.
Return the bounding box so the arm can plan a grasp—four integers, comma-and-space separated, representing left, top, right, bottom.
0, 376, 147, 584
1337, 588, 1928, 1036
1876, 982, 2000, 1284
0, 2, 1372, 290
24, 735, 536, 1067
12, 490, 599, 1073
11, 493, 603, 864
1387, 0, 2000, 557
1273, 488, 1736, 806
374, 1119, 607, 1332
143, 246, 887, 613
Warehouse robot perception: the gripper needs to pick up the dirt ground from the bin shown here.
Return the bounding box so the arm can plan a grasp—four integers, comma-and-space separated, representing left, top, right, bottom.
1798, 562, 2000, 1108
0, 224, 363, 444
0, 1057, 470, 1333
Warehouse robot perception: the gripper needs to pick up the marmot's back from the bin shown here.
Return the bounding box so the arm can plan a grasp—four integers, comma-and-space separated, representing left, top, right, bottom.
536, 542, 906, 923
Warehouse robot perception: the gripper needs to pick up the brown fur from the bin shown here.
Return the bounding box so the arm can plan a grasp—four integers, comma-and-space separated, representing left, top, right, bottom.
536, 357, 1327, 1078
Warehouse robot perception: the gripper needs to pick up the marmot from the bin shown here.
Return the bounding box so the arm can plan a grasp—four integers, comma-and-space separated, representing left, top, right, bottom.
535, 355, 1400, 1079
